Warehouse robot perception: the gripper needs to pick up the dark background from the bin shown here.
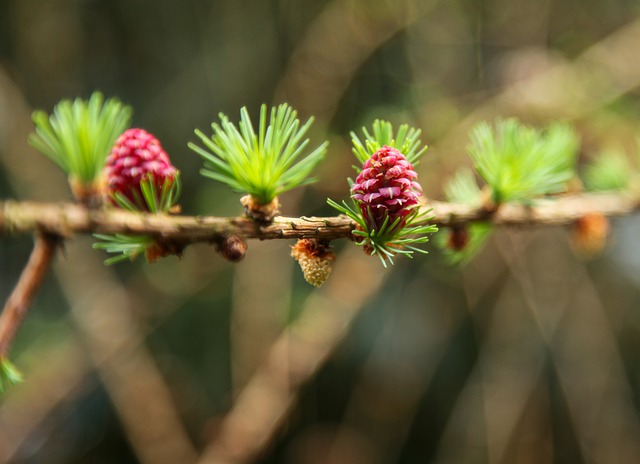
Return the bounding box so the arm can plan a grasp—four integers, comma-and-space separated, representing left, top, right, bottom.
2, 0, 640, 463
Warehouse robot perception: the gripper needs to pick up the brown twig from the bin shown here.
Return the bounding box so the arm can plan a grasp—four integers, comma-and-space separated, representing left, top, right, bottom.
1, 192, 638, 244
0, 233, 59, 357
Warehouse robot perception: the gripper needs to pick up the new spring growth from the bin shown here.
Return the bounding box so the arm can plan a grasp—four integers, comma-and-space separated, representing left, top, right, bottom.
28, 92, 132, 205
328, 120, 436, 267
439, 119, 579, 264
93, 128, 182, 264
189, 103, 328, 222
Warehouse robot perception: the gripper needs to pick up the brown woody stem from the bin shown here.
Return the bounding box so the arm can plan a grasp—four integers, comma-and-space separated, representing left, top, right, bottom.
0, 192, 638, 244
0, 233, 59, 357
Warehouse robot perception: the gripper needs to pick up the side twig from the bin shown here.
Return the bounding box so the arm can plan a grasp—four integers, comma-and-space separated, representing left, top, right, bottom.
0, 233, 59, 357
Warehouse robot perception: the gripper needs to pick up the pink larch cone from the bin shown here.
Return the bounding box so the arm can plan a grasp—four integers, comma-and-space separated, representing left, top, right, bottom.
104, 128, 177, 210
351, 146, 422, 233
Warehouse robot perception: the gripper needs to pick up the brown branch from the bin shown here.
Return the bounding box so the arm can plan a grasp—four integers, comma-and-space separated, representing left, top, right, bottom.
0, 233, 59, 357
0, 200, 353, 241
1, 192, 638, 244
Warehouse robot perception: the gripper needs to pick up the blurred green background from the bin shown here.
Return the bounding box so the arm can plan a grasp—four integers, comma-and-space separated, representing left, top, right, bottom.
3, 0, 640, 463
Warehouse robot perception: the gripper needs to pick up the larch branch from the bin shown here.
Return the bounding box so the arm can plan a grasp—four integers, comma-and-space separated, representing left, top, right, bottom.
0, 192, 638, 245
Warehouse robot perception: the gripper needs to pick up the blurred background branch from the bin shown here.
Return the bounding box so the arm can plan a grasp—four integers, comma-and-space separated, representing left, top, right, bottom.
0, 233, 58, 361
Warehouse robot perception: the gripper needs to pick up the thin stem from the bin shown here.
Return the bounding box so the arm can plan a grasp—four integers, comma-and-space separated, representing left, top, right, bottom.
0, 233, 59, 357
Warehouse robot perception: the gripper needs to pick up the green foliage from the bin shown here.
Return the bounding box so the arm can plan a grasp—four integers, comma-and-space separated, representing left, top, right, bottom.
351, 119, 427, 165
0, 357, 23, 392
29, 92, 132, 187
443, 167, 483, 207
583, 151, 631, 191
327, 197, 437, 267
468, 119, 578, 204
93, 234, 155, 265
189, 103, 328, 206
110, 174, 182, 214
